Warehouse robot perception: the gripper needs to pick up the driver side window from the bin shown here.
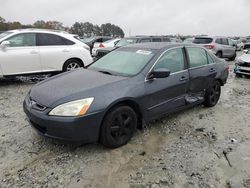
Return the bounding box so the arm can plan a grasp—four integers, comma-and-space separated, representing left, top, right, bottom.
154, 48, 184, 73
7, 33, 36, 47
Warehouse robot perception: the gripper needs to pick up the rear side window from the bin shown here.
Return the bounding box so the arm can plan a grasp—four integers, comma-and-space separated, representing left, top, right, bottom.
193, 38, 213, 44
7, 33, 36, 47
187, 47, 208, 68
207, 52, 214, 64
140, 38, 151, 43
221, 38, 228, 45
154, 48, 184, 73
152, 38, 162, 42
163, 37, 171, 42
37, 33, 68, 46
215, 38, 222, 44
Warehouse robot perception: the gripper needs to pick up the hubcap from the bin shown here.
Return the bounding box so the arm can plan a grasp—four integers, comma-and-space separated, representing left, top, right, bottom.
109, 113, 133, 143
66, 62, 80, 71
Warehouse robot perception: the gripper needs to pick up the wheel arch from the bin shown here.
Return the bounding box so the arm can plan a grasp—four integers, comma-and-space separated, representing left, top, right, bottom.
62, 58, 84, 71
101, 98, 144, 130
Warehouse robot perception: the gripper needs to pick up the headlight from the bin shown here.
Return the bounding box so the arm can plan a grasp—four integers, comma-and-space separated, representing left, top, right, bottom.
49, 97, 94, 117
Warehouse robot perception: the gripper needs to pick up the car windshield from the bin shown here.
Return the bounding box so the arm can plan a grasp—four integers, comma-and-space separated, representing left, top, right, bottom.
115, 38, 138, 47
0, 32, 13, 40
193, 37, 213, 44
88, 49, 155, 77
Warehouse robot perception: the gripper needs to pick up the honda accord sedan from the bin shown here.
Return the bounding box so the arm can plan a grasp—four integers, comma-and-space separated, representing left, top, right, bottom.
23, 43, 229, 148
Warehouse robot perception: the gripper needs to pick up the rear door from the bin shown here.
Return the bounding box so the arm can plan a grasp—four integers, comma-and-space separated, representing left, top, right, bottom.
37, 33, 71, 72
144, 47, 189, 119
0, 33, 41, 75
221, 38, 235, 57
186, 47, 217, 100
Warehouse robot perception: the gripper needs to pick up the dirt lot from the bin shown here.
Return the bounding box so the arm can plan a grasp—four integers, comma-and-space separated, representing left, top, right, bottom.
0, 54, 250, 188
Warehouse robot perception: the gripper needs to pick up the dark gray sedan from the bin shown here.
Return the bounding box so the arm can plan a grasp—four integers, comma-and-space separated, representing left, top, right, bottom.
23, 43, 229, 148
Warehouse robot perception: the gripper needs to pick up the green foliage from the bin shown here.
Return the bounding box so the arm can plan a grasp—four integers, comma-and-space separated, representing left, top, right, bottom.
0, 16, 125, 37
70, 22, 124, 37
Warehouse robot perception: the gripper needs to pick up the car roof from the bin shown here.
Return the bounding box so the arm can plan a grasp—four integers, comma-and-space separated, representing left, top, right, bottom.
6, 28, 69, 35
121, 42, 197, 50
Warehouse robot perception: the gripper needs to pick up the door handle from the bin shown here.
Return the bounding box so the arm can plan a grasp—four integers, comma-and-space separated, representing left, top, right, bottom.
30, 50, 38, 54
62, 49, 69, 52
179, 76, 188, 81
209, 68, 215, 72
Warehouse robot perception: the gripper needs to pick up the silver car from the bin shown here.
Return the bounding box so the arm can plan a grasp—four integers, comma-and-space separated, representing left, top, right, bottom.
193, 36, 236, 61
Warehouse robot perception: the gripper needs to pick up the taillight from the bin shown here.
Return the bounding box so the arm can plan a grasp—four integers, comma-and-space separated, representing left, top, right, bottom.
99, 43, 104, 48
226, 65, 229, 72
204, 44, 215, 49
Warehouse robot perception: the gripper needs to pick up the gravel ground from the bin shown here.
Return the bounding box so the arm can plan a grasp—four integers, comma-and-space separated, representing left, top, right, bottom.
0, 54, 250, 188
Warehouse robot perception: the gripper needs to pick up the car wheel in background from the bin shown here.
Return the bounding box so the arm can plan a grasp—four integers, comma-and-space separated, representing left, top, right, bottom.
100, 105, 137, 148
216, 51, 222, 58
228, 53, 236, 61
235, 73, 242, 78
63, 59, 83, 72
204, 80, 221, 107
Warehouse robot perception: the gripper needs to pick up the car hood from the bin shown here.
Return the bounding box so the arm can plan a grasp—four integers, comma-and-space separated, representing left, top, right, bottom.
238, 54, 250, 63
30, 69, 126, 107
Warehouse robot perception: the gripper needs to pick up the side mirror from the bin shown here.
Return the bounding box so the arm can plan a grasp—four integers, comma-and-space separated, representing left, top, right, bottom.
0, 41, 10, 49
148, 68, 171, 79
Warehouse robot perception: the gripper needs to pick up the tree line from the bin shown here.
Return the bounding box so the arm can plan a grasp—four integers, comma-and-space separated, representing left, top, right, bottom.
0, 16, 125, 37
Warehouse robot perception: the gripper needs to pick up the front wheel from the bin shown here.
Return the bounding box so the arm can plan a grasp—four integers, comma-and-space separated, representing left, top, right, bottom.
63, 59, 83, 72
100, 106, 137, 148
204, 80, 221, 107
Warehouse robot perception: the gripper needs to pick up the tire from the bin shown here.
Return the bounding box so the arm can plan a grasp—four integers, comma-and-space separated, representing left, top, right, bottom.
228, 53, 236, 61
63, 59, 83, 72
235, 73, 242, 78
216, 51, 222, 58
204, 80, 221, 107
100, 105, 137, 148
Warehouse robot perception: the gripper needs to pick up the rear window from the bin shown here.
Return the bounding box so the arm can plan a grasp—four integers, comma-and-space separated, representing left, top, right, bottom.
193, 38, 213, 44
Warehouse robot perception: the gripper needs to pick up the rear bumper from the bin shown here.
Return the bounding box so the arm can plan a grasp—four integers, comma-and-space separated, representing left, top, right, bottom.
23, 96, 104, 144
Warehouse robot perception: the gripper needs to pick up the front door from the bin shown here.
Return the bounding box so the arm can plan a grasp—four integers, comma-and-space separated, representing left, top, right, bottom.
144, 47, 189, 120
0, 33, 41, 75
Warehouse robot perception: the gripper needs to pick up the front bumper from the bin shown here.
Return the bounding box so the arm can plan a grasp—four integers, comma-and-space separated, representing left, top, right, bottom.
234, 64, 250, 75
23, 96, 104, 144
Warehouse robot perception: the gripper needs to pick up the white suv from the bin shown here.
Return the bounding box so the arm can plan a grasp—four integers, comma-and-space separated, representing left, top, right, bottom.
0, 29, 93, 77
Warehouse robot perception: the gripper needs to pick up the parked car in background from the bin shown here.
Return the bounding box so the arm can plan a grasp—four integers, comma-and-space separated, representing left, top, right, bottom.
24, 43, 229, 148
243, 40, 250, 49
183, 37, 194, 44
81, 36, 113, 54
170, 38, 182, 43
0, 29, 93, 77
92, 38, 120, 56
95, 35, 171, 59
234, 49, 250, 77
232, 39, 244, 51
193, 36, 236, 60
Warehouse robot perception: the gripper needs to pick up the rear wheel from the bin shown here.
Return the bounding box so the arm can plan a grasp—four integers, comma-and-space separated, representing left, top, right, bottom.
204, 80, 221, 107
100, 106, 137, 148
228, 53, 236, 61
63, 59, 83, 72
216, 51, 222, 58
235, 73, 242, 78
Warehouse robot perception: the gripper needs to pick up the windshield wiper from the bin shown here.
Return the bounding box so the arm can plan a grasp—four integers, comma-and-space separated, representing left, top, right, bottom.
98, 70, 113, 75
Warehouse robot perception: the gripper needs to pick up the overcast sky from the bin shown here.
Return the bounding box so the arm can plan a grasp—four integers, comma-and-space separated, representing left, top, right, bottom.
1, 0, 250, 36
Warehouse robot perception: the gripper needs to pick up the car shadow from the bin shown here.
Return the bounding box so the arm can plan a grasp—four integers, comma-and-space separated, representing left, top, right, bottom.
0, 74, 53, 86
